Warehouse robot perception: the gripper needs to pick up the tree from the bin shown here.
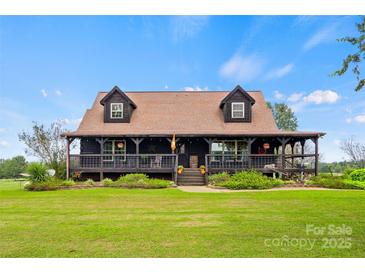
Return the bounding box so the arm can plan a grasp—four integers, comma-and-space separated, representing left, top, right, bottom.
332, 16, 365, 92
0, 156, 27, 178
18, 121, 69, 179
267, 102, 298, 131
340, 137, 365, 168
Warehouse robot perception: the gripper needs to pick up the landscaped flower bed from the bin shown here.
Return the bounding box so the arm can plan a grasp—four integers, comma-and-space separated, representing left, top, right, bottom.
306, 169, 365, 189
208, 171, 284, 190
102, 174, 174, 189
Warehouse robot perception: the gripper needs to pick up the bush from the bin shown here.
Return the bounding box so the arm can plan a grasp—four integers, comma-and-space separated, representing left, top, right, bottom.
343, 167, 356, 178
307, 174, 361, 189
83, 178, 96, 185
24, 181, 58, 191
118, 173, 149, 183
60, 180, 76, 186
27, 162, 49, 183
102, 178, 113, 186
208, 172, 231, 184
349, 169, 365, 182
105, 173, 172, 189
214, 171, 284, 190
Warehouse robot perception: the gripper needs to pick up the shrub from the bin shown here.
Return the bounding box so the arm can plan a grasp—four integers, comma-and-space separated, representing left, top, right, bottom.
214, 171, 284, 190
118, 173, 149, 183
349, 169, 365, 182
27, 162, 49, 183
208, 172, 231, 184
307, 174, 360, 189
343, 167, 356, 178
105, 173, 172, 189
60, 180, 76, 186
83, 178, 96, 185
102, 178, 114, 186
24, 181, 58, 191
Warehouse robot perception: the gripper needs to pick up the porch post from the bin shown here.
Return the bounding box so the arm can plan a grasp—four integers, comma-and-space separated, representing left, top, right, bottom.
290, 143, 295, 168
313, 137, 319, 176
277, 137, 290, 172
66, 137, 70, 180
247, 137, 256, 169
96, 137, 108, 181
131, 138, 144, 169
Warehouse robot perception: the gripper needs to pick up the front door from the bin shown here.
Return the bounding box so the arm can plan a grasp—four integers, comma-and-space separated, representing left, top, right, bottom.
189, 155, 198, 168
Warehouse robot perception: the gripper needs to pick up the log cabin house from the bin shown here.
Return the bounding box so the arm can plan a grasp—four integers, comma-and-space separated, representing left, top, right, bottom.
62, 85, 324, 184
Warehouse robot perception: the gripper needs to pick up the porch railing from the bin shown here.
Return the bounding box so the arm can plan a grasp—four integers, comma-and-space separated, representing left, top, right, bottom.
70, 154, 178, 171
205, 154, 316, 172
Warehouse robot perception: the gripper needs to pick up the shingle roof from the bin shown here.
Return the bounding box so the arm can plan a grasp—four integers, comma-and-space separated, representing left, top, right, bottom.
63, 90, 324, 137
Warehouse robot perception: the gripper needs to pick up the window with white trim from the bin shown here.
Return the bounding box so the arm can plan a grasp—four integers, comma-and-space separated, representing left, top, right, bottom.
231, 102, 245, 118
103, 140, 126, 162
110, 103, 123, 118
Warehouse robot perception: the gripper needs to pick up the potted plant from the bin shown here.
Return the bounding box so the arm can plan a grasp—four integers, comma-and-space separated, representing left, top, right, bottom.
199, 165, 206, 175
177, 165, 184, 175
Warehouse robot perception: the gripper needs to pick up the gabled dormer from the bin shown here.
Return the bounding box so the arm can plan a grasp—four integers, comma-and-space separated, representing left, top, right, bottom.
100, 86, 137, 123
220, 85, 255, 123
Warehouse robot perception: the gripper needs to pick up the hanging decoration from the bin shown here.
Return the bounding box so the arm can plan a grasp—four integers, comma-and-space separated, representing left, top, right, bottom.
117, 142, 125, 149
263, 143, 270, 150
171, 134, 176, 152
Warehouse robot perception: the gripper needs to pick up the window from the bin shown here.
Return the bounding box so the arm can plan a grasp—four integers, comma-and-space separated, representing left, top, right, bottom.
231, 102, 244, 118
211, 140, 248, 159
103, 140, 126, 161
111, 103, 123, 119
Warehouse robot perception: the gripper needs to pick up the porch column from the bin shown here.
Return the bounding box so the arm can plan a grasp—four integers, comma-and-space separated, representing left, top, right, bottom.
131, 138, 144, 169
290, 142, 295, 168
247, 137, 256, 169
277, 137, 290, 172
96, 137, 108, 181
66, 137, 71, 180
313, 137, 319, 176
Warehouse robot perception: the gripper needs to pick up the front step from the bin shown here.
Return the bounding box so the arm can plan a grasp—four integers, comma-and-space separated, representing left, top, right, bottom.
177, 168, 206, 186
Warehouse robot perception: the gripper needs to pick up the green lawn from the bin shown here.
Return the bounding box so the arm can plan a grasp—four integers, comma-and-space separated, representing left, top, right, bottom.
1, 179, 365, 258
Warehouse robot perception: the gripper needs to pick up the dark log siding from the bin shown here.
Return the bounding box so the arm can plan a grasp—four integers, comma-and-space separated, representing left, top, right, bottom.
80, 138, 100, 154
80, 138, 136, 154
223, 91, 252, 123
104, 91, 132, 123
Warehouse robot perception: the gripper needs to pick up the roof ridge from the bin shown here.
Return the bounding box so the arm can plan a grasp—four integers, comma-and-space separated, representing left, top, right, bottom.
98, 90, 262, 94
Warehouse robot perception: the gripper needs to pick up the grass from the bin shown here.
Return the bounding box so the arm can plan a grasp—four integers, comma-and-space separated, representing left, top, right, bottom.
1, 179, 365, 257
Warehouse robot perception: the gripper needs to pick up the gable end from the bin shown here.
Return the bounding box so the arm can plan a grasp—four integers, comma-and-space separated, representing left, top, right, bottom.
100, 86, 137, 123
220, 85, 255, 123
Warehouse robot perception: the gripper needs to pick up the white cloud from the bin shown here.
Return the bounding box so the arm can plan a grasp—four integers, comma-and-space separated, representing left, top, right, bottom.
59, 118, 82, 126
55, 90, 62, 96
289, 90, 340, 113
287, 92, 304, 103
0, 140, 9, 147
219, 54, 264, 83
164, 85, 169, 89
346, 114, 365, 124
274, 90, 285, 100
171, 16, 209, 42
40, 89, 48, 97
266, 63, 294, 79
303, 24, 338, 51
303, 90, 340, 104
183, 86, 208, 92
0, 128, 6, 133
333, 139, 341, 146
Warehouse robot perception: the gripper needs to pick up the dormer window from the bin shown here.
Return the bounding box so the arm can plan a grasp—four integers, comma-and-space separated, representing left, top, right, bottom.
231, 102, 244, 118
111, 103, 123, 119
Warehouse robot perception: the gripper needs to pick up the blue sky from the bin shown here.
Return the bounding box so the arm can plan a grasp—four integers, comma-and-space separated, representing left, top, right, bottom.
0, 16, 364, 162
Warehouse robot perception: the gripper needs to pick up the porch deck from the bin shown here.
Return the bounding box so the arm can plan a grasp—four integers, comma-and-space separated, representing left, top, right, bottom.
69, 153, 316, 175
